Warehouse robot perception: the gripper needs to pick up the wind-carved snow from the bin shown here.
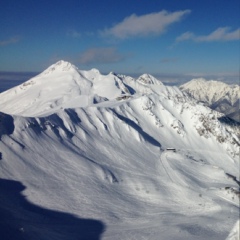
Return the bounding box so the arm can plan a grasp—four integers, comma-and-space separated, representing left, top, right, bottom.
0, 60, 239, 240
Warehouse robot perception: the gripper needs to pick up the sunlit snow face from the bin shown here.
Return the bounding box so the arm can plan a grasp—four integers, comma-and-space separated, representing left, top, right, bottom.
0, 60, 239, 240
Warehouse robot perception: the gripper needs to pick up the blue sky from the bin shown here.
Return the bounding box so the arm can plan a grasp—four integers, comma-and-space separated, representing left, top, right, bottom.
0, 0, 239, 84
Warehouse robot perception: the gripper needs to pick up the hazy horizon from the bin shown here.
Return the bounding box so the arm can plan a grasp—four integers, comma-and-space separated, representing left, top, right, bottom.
1, 67, 239, 94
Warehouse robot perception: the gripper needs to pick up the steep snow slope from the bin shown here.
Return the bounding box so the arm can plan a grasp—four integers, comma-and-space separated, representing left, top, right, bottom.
180, 78, 240, 122
0, 61, 239, 240
0, 61, 130, 117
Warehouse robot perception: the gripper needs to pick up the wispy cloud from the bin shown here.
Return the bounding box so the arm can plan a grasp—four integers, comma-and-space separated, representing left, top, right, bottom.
78, 47, 127, 65
0, 36, 21, 46
176, 27, 240, 42
101, 10, 191, 39
176, 32, 194, 42
67, 29, 81, 38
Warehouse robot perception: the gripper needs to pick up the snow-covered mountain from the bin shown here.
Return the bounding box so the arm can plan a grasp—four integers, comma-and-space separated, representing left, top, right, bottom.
180, 78, 240, 122
0, 61, 239, 240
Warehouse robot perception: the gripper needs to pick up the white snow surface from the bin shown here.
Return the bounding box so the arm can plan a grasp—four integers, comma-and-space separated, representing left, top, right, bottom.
0, 60, 239, 240
180, 78, 239, 106
180, 78, 240, 122
225, 220, 240, 240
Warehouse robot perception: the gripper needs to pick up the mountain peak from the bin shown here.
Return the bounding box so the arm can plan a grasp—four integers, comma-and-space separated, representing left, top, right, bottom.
109, 71, 117, 76
180, 78, 240, 122
41, 60, 78, 75
89, 68, 101, 75
181, 78, 238, 92
137, 74, 163, 85
182, 78, 235, 89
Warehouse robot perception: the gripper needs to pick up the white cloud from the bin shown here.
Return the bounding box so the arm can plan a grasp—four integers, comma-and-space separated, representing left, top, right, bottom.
196, 27, 240, 41
176, 32, 194, 42
0, 36, 20, 46
102, 10, 191, 39
78, 47, 127, 64
176, 27, 240, 42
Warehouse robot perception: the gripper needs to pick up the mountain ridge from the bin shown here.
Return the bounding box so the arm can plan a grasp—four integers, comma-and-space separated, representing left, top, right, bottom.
180, 78, 240, 122
0, 60, 239, 239
0, 60, 168, 117
0, 60, 239, 155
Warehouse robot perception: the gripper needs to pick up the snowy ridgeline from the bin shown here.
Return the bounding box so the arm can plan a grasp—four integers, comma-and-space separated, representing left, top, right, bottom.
0, 60, 239, 240
180, 78, 240, 122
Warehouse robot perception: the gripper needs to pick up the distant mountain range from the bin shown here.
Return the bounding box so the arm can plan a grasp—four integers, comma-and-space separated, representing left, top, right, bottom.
180, 78, 239, 122
0, 60, 239, 239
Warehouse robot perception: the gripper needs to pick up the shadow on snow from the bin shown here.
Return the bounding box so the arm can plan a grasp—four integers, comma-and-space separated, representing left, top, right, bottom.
111, 110, 161, 148
0, 179, 105, 240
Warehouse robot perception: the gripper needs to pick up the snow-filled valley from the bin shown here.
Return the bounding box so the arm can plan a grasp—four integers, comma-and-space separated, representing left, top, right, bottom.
0, 60, 239, 240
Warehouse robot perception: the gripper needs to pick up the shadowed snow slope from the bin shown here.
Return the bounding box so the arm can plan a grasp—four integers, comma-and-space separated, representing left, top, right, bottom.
0, 61, 239, 240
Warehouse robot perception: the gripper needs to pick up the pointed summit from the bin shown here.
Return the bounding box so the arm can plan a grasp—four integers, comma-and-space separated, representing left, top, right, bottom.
41, 60, 79, 75
137, 74, 163, 85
